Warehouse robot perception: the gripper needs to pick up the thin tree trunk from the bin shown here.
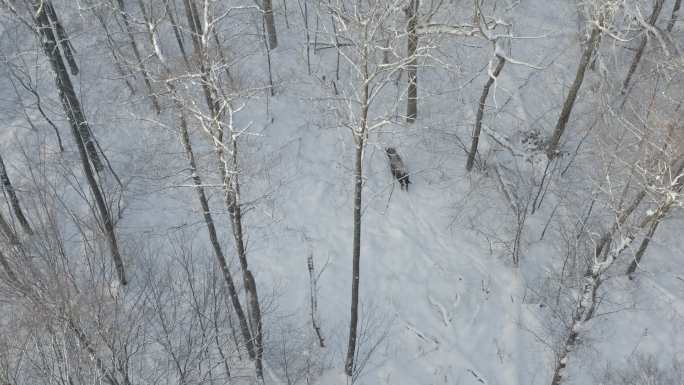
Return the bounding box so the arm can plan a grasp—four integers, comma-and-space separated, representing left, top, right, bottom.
626, 219, 660, 277
222, 134, 265, 382
0, 153, 32, 235
244, 270, 264, 381
308, 253, 325, 347
114, 0, 161, 115
31, 0, 126, 284
667, 0, 682, 32
263, 0, 278, 49
405, 0, 419, 123
466, 55, 505, 171
7, 69, 65, 151
262, 19, 276, 96
345, 47, 369, 378
625, 160, 684, 276
546, 23, 602, 159
180, 4, 264, 378
175, 102, 256, 361
622, 0, 665, 93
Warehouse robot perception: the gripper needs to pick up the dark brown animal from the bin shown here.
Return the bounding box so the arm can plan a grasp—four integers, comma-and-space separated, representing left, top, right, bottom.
386, 147, 411, 191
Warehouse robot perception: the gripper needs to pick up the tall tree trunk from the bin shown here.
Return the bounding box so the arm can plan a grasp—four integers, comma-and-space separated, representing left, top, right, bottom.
308, 253, 325, 347
626, 219, 660, 277
345, 47, 370, 378
546, 23, 602, 159
43, 0, 79, 75
175, 101, 256, 361
621, 0, 665, 93
263, 0, 278, 49
221, 131, 265, 381
180, 3, 264, 378
31, 0, 126, 284
114, 0, 161, 114
405, 0, 419, 123
0, 153, 32, 235
667, 0, 682, 32
466, 55, 505, 171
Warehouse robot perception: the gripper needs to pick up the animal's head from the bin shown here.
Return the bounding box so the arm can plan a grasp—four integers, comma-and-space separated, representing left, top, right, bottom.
385, 147, 396, 156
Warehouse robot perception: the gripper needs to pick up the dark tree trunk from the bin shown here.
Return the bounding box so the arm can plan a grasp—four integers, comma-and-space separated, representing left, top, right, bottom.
0, 153, 32, 235
406, 0, 419, 123
345, 135, 364, 378
345, 52, 369, 378
466, 55, 506, 171
175, 102, 256, 361
43, 0, 79, 75
33, 3, 103, 172
263, 0, 278, 49
622, 0, 665, 93
546, 23, 602, 159
626, 219, 660, 277
222, 135, 265, 381
180, 4, 264, 378
32, 0, 126, 284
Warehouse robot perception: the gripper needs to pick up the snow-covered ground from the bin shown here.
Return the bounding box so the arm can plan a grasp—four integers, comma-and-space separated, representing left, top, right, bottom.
1, 1, 684, 384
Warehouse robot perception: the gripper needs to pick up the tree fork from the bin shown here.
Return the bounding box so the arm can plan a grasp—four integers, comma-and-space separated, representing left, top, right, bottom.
621, 0, 665, 93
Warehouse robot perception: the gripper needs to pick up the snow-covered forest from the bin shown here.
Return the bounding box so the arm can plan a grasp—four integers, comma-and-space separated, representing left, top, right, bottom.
1, 0, 683, 384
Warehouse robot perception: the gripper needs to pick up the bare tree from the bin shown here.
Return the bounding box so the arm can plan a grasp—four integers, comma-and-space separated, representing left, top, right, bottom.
29, 0, 126, 284
137, 3, 265, 381
318, 0, 415, 377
